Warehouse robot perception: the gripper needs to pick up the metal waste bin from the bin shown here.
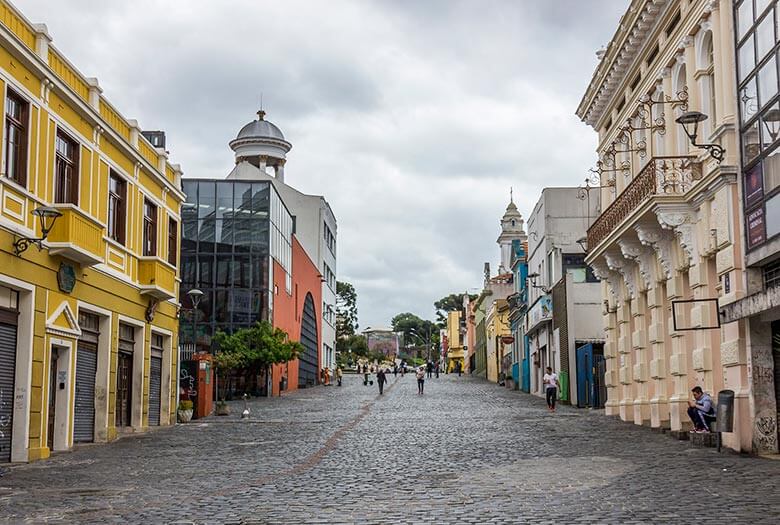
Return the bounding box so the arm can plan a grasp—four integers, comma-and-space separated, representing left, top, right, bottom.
715, 389, 734, 433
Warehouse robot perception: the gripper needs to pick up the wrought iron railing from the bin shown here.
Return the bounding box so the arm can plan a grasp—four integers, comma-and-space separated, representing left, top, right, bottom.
587, 155, 701, 250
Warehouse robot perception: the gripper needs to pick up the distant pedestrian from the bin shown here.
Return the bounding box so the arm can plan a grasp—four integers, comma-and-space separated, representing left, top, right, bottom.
434, 362, 439, 378
416, 366, 425, 395
426, 361, 433, 378
543, 367, 559, 411
364, 367, 370, 386
377, 368, 388, 394
393, 364, 398, 378
336, 367, 343, 387
456, 361, 462, 377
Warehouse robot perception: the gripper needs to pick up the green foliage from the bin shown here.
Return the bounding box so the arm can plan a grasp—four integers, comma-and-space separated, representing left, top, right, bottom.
213, 321, 303, 371
336, 281, 359, 337
336, 334, 368, 358
434, 293, 477, 325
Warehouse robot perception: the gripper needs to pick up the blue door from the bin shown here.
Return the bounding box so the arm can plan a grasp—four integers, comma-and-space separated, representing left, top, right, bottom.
521, 336, 531, 392
576, 344, 594, 408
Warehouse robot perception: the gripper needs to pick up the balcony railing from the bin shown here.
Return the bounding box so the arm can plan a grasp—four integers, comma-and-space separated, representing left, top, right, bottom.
587, 155, 701, 250
138, 257, 177, 300
47, 205, 105, 266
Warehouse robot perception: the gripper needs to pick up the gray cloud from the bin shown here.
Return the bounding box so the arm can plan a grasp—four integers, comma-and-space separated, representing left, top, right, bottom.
16, 0, 626, 326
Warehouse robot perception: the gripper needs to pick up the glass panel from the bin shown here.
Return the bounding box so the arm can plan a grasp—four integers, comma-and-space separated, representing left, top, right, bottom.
233, 255, 251, 287
233, 219, 252, 251
745, 162, 765, 208
251, 183, 269, 215
739, 35, 756, 82
215, 256, 232, 287
757, 0, 772, 18
198, 258, 214, 287
764, 145, 780, 193
767, 192, 780, 239
214, 290, 229, 322
757, 55, 778, 107
756, 11, 776, 60
744, 118, 762, 163
233, 182, 252, 215
738, 0, 755, 40
216, 182, 233, 220
197, 182, 215, 220
181, 255, 196, 286
182, 180, 197, 205
742, 77, 760, 121
216, 219, 233, 252
182, 218, 197, 242
198, 220, 216, 252
761, 102, 780, 147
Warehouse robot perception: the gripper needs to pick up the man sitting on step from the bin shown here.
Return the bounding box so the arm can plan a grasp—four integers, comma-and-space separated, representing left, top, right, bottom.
687, 386, 716, 433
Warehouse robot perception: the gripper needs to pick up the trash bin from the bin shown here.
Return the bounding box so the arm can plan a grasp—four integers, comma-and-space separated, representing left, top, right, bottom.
715, 389, 734, 433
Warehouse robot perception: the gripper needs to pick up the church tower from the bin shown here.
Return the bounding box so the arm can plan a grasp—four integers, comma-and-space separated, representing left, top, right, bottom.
496, 191, 526, 273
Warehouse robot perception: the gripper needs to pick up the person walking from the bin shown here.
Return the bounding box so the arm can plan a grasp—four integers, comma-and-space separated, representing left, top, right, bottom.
393, 364, 398, 378
416, 366, 425, 395
434, 361, 439, 378
363, 366, 370, 386
543, 366, 559, 411
426, 361, 433, 379
456, 361, 462, 377
377, 368, 388, 395
336, 366, 343, 387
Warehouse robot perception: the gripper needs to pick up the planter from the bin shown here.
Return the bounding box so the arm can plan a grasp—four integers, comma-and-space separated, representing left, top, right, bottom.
216, 403, 230, 416
177, 409, 193, 423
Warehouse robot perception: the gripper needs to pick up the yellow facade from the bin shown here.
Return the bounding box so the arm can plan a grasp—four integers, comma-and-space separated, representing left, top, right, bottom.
445, 310, 464, 373
485, 299, 510, 383
0, 1, 184, 463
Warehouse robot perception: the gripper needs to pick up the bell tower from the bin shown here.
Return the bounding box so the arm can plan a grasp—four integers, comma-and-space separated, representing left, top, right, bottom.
496, 189, 526, 273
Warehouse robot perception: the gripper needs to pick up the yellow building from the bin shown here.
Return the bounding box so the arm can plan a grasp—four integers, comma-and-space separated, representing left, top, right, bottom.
0, 2, 184, 463
445, 310, 464, 373
485, 299, 510, 383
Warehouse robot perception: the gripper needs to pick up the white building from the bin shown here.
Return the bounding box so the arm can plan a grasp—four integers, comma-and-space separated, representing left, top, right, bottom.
525, 187, 602, 404
227, 111, 337, 370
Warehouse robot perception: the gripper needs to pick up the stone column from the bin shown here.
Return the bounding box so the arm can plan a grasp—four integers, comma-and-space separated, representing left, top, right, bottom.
590, 258, 622, 417
258, 155, 268, 174
636, 223, 675, 428
276, 159, 286, 183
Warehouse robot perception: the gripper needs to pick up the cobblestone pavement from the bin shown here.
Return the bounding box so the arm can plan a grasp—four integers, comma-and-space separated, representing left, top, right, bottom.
1, 373, 780, 524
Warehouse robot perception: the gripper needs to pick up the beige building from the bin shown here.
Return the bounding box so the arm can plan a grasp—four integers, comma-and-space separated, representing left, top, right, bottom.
576, 0, 763, 453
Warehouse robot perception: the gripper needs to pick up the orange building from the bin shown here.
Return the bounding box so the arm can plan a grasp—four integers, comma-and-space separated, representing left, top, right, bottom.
270, 236, 322, 396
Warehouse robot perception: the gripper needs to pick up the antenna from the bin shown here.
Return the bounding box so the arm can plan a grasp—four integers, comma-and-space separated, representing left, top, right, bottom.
510, 186, 514, 203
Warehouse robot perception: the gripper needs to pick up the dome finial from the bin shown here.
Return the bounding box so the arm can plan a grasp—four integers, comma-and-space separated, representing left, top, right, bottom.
257, 109, 266, 121
510, 186, 514, 204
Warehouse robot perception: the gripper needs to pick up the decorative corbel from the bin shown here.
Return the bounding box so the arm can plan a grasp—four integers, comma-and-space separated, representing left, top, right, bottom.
618, 238, 655, 291
635, 222, 675, 281
590, 258, 621, 300
656, 207, 699, 267
605, 249, 638, 299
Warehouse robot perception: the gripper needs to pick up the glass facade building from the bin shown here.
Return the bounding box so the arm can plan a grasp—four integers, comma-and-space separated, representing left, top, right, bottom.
735, 0, 780, 251
180, 179, 293, 349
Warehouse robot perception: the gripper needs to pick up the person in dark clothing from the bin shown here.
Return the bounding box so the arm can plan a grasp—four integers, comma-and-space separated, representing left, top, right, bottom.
434, 361, 439, 378
456, 362, 462, 376
426, 361, 433, 378
393, 364, 398, 378
377, 368, 388, 394
687, 386, 717, 432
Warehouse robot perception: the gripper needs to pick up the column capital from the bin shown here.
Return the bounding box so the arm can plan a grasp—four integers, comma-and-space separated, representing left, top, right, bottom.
635, 222, 674, 281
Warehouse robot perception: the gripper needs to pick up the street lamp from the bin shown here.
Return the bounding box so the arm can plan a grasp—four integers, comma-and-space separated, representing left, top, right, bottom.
13, 206, 62, 256
527, 272, 551, 294
675, 111, 725, 163
763, 107, 780, 143
186, 288, 203, 353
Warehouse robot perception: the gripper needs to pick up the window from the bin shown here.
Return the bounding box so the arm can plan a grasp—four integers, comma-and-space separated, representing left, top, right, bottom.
4, 90, 28, 186
665, 10, 681, 37
55, 130, 79, 204
323, 221, 336, 255
168, 217, 178, 266
107, 172, 126, 244
143, 198, 158, 256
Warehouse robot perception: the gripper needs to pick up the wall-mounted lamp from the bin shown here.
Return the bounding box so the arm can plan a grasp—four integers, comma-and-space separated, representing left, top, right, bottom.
675, 111, 725, 163
14, 206, 62, 256
576, 236, 588, 253
526, 272, 550, 294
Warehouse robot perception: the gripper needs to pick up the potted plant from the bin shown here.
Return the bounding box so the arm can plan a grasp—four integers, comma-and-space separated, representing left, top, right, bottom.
177, 400, 193, 423
215, 399, 230, 416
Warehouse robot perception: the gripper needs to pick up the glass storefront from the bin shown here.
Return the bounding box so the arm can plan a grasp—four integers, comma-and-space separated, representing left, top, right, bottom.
179, 179, 293, 349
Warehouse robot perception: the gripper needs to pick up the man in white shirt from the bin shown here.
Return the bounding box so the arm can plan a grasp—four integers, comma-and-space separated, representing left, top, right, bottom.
543, 367, 559, 412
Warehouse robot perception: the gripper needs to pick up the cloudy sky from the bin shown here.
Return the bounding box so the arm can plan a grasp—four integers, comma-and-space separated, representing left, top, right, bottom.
18, 0, 626, 328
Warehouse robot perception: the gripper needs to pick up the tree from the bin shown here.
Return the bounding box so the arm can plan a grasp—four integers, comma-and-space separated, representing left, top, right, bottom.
335, 334, 368, 367
434, 293, 477, 325
213, 321, 303, 399
336, 281, 358, 338
391, 312, 439, 360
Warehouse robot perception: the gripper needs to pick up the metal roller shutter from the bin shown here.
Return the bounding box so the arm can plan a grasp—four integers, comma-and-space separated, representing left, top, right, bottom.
73, 345, 97, 443
149, 356, 162, 426
0, 321, 18, 462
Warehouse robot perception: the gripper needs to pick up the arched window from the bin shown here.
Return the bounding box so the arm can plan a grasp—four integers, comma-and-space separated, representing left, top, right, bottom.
699, 32, 717, 137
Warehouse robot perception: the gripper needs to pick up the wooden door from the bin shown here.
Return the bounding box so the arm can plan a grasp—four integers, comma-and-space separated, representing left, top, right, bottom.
47, 348, 58, 449
115, 352, 132, 427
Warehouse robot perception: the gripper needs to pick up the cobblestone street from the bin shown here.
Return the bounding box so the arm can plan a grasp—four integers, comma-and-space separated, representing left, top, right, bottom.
1, 373, 779, 524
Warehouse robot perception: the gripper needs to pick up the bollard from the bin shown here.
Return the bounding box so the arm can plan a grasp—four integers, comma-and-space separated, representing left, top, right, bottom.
715, 389, 735, 452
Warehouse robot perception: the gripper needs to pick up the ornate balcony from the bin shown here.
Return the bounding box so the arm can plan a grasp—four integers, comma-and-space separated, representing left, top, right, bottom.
47, 205, 106, 266
587, 156, 702, 253
138, 257, 177, 300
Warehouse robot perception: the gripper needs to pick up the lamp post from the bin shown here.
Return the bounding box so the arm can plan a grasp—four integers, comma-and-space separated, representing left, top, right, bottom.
186, 288, 203, 354
675, 110, 725, 163
13, 206, 62, 256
